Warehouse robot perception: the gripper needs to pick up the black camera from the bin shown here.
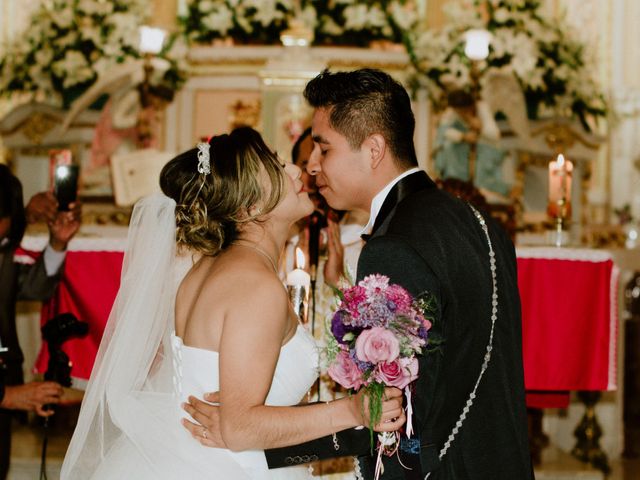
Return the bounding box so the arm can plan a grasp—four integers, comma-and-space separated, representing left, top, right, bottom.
41, 313, 89, 387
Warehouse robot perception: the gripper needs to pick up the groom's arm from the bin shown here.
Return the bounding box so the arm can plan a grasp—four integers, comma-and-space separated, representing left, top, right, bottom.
265, 425, 371, 468
267, 235, 443, 469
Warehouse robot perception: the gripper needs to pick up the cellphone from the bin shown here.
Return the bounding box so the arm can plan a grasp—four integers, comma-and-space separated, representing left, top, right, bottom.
54, 164, 79, 211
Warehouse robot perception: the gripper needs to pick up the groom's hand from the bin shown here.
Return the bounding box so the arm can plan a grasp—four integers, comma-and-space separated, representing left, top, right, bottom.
182, 392, 225, 448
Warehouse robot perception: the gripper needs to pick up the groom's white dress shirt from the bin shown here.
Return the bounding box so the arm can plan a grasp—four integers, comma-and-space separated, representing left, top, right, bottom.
361, 167, 421, 236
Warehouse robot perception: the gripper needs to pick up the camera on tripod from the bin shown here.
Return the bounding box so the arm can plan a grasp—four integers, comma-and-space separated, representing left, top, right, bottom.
41, 313, 89, 387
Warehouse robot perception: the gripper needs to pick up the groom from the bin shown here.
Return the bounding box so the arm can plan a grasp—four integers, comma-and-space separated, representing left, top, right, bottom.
186, 69, 532, 479
267, 69, 532, 479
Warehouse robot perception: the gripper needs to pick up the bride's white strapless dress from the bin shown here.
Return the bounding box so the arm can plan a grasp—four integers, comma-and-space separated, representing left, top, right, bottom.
90, 324, 318, 479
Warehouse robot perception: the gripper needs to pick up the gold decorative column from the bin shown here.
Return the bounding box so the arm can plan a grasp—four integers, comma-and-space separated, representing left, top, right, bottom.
151, 0, 178, 31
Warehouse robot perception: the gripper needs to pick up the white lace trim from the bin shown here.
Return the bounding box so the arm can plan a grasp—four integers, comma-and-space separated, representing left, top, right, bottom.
516, 247, 613, 262
608, 265, 620, 390
21, 228, 128, 252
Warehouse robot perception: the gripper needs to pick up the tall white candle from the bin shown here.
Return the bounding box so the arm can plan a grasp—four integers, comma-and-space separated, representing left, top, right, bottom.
286, 247, 310, 287
547, 153, 573, 218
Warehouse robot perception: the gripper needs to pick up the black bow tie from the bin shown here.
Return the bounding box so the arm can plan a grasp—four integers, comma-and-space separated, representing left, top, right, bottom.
360, 233, 371, 242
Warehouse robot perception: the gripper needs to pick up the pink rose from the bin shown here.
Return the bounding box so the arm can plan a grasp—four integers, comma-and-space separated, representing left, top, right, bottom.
355, 327, 400, 364
328, 350, 364, 389
376, 357, 419, 389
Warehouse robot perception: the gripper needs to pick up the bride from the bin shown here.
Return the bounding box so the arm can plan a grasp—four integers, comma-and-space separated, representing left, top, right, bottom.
61, 127, 404, 479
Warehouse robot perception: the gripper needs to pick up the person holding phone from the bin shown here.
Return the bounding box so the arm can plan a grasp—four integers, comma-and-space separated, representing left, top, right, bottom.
0, 164, 81, 480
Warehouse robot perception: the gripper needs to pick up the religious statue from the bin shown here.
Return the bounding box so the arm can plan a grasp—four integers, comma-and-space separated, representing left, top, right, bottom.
434, 89, 511, 199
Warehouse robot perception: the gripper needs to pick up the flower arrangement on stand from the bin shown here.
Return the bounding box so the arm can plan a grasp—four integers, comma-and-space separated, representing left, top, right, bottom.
0, 0, 186, 109
179, 0, 419, 47
325, 274, 435, 479
406, 0, 607, 131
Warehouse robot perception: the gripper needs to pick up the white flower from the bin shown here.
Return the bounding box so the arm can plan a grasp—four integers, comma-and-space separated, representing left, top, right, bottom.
102, 41, 123, 57
198, 0, 215, 13
80, 24, 103, 45
57, 31, 79, 49
78, 0, 113, 16
52, 50, 88, 78
50, 7, 74, 29
493, 8, 510, 23
367, 5, 388, 28
321, 16, 344, 36
202, 7, 234, 35
390, 2, 417, 31
34, 48, 54, 67
252, 0, 285, 27
343, 5, 370, 30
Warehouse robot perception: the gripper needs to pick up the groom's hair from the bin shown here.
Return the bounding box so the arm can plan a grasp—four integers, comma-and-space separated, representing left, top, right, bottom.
303, 69, 418, 169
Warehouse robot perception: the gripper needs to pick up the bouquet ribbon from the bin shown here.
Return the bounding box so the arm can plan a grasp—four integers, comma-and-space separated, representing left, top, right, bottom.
405, 386, 414, 438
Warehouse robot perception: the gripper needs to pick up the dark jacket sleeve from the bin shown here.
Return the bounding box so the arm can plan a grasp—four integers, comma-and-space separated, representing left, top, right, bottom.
16, 253, 61, 301
265, 425, 371, 469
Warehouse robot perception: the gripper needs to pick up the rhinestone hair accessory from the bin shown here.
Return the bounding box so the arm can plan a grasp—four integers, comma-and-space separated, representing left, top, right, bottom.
196, 142, 211, 175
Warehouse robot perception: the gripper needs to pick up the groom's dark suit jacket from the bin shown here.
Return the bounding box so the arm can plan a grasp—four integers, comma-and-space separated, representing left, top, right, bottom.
266, 171, 532, 479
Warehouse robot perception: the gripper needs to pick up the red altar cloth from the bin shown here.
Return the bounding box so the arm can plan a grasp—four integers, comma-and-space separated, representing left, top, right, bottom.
22, 238, 619, 406
516, 247, 619, 408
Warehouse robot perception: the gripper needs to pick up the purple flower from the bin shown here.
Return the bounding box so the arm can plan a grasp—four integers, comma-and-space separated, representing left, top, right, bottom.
331, 310, 360, 344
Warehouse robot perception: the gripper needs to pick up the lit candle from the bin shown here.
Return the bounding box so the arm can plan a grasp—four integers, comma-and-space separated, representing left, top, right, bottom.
286, 247, 311, 287
547, 154, 573, 219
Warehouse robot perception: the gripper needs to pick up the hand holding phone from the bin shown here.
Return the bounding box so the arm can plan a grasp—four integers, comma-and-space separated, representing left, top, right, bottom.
54, 164, 79, 212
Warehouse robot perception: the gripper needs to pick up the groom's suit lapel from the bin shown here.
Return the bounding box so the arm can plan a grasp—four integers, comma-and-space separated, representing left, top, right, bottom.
367, 170, 436, 239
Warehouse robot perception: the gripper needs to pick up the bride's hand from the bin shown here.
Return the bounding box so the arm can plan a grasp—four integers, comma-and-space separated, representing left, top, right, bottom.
182, 392, 225, 448
350, 387, 406, 432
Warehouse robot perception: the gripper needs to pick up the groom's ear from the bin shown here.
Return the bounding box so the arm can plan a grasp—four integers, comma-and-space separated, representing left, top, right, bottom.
366, 133, 386, 170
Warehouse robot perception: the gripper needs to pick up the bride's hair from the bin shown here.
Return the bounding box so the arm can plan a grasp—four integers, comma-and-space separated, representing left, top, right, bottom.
160, 127, 284, 256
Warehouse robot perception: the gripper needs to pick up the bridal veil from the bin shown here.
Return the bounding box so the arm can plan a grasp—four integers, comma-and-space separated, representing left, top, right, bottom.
61, 193, 247, 479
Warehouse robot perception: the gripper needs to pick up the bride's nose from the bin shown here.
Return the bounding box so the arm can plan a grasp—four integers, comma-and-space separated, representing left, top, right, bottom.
284, 162, 302, 180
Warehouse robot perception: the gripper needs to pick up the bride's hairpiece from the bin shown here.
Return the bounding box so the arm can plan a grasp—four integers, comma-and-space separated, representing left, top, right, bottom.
196, 142, 211, 175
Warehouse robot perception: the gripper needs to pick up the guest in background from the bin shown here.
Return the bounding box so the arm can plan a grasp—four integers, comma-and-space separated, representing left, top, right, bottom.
0, 164, 80, 480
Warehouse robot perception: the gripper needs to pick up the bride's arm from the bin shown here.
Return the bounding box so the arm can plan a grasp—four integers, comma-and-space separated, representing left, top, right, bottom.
205, 273, 403, 452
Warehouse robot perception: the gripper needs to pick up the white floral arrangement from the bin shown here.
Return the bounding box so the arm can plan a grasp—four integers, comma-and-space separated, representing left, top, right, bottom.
180, 0, 419, 47
406, 0, 607, 130
0, 0, 186, 108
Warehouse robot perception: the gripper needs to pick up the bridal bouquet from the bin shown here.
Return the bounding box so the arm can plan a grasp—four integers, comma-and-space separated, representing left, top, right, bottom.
325, 274, 434, 477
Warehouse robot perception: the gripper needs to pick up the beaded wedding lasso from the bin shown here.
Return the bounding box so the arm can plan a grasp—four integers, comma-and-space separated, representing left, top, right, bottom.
424, 204, 498, 479
353, 205, 498, 480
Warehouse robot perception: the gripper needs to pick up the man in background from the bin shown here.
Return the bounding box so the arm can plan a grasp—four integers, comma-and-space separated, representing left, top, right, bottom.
0, 164, 80, 480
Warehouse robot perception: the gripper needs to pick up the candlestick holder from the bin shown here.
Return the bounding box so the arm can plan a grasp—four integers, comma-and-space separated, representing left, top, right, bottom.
287, 284, 309, 324
548, 196, 570, 247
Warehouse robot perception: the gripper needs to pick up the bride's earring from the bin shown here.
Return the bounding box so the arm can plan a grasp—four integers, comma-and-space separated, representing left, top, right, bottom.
249, 206, 263, 217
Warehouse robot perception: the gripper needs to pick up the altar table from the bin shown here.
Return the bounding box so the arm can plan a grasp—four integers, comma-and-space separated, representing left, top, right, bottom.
19, 234, 619, 405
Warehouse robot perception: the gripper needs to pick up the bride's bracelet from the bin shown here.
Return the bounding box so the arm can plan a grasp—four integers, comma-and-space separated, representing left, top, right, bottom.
326, 401, 340, 451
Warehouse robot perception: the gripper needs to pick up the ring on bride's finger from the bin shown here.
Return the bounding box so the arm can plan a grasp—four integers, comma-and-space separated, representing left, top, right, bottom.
202, 428, 208, 440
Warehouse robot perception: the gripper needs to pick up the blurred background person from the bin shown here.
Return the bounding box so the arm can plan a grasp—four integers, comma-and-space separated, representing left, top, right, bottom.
0, 164, 80, 480
285, 128, 368, 479
286, 127, 367, 286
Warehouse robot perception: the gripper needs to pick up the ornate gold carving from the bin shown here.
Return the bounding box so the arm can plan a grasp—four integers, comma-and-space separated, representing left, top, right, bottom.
19, 112, 59, 144
531, 122, 600, 153
228, 99, 261, 129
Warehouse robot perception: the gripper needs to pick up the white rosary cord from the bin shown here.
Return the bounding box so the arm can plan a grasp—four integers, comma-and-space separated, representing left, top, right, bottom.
425, 205, 498, 479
